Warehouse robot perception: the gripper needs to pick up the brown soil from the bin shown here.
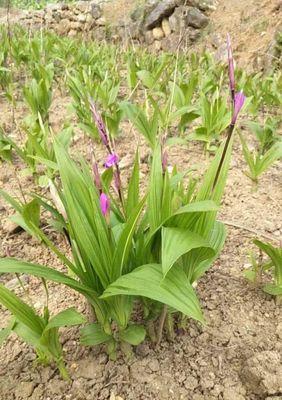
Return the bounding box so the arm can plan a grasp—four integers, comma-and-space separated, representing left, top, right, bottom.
0, 85, 281, 400
200, 0, 282, 70
0, 0, 282, 398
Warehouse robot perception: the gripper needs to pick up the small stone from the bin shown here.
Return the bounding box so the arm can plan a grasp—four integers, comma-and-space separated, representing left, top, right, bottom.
57, 18, 71, 35
276, 322, 282, 340
184, 376, 198, 390
223, 388, 245, 400
91, 3, 102, 19
96, 17, 106, 26
186, 7, 209, 28
152, 26, 164, 40
68, 29, 77, 37
148, 359, 160, 372
15, 382, 35, 399
144, 30, 154, 44
2, 218, 23, 235
75, 1, 90, 13
5, 275, 29, 290
77, 14, 86, 22
162, 18, 171, 36
144, 0, 177, 30
75, 359, 104, 380
168, 5, 189, 32
136, 342, 150, 356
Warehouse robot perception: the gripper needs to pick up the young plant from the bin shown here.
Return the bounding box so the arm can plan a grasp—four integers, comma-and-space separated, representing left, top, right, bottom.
244, 240, 282, 300
239, 131, 282, 183
0, 283, 85, 379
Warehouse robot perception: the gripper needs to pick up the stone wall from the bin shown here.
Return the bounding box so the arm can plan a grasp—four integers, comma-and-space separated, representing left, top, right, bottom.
19, 0, 218, 49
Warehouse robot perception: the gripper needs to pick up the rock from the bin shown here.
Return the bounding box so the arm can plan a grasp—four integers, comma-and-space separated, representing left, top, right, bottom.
223, 387, 245, 400
96, 16, 106, 26
161, 32, 181, 51
71, 21, 82, 30
68, 29, 77, 37
75, 359, 104, 379
162, 18, 171, 36
5, 274, 29, 290
186, 7, 209, 28
241, 351, 282, 395
144, 0, 178, 30
77, 13, 87, 22
75, 1, 90, 13
128, 21, 142, 40
2, 218, 23, 235
184, 376, 198, 390
15, 382, 35, 399
276, 322, 282, 340
187, 0, 217, 11
168, 5, 189, 32
144, 30, 154, 44
130, 5, 146, 22
152, 27, 164, 40
135, 342, 151, 356
148, 359, 160, 372
57, 18, 71, 35
91, 3, 102, 19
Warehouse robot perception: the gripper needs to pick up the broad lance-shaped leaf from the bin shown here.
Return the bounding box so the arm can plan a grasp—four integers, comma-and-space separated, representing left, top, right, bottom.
44, 308, 86, 332
161, 227, 214, 278
119, 324, 146, 345
0, 258, 97, 297
189, 221, 227, 282
101, 264, 204, 323
145, 200, 218, 247
148, 145, 164, 232
126, 150, 140, 217
0, 258, 110, 329
0, 283, 45, 335
112, 195, 147, 279
80, 323, 112, 346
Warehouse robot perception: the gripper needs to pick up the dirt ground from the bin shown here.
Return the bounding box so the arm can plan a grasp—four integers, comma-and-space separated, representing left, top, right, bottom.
0, 83, 281, 400
0, 0, 282, 397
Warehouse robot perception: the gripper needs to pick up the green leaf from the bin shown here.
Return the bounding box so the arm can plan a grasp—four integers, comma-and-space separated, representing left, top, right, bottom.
137, 70, 155, 89
0, 258, 96, 297
0, 188, 23, 213
44, 308, 86, 332
80, 323, 112, 346
126, 150, 140, 217
119, 324, 146, 345
0, 283, 45, 335
22, 199, 40, 228
148, 145, 163, 231
161, 227, 214, 278
263, 284, 282, 296
112, 195, 146, 278
101, 264, 204, 323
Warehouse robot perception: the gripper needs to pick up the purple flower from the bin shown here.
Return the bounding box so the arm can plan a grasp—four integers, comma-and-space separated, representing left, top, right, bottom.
104, 153, 119, 169
90, 100, 109, 147
231, 91, 246, 125
227, 33, 235, 102
100, 193, 110, 217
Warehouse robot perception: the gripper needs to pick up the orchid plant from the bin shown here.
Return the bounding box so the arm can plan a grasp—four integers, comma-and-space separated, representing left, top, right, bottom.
0, 34, 246, 366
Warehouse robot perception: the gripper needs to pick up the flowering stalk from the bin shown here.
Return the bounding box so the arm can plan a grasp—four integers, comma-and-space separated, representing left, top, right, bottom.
90, 143, 102, 194
227, 33, 235, 107
90, 99, 125, 214
90, 99, 111, 153
213, 92, 246, 190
